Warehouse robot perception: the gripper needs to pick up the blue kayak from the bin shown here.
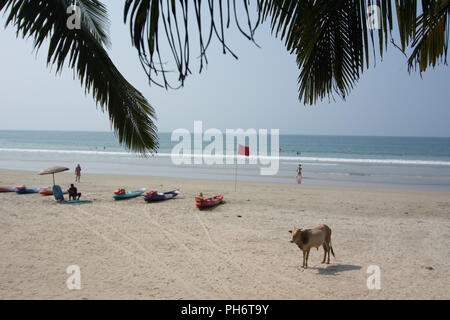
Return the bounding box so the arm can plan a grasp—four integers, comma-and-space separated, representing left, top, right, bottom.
16, 187, 47, 194
144, 190, 180, 202
113, 188, 147, 200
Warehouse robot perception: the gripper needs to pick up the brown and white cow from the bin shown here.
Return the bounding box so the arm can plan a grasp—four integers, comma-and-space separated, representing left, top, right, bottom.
289, 224, 335, 269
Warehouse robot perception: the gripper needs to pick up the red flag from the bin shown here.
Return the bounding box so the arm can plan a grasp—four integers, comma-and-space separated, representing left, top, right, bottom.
238, 144, 250, 156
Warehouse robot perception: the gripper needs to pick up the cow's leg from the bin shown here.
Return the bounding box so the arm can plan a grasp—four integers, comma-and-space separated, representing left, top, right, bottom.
326, 242, 331, 264
325, 230, 332, 264
322, 244, 327, 263
302, 250, 306, 268
305, 249, 310, 269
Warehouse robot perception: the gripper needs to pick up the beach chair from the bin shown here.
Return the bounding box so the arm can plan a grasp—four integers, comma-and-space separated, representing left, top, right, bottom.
53, 185, 65, 201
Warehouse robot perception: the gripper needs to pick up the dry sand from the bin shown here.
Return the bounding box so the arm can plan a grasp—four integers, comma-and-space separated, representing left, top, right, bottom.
0, 169, 449, 299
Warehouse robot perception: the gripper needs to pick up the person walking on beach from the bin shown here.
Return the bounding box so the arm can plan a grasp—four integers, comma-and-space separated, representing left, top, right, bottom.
296, 164, 302, 184
75, 164, 81, 183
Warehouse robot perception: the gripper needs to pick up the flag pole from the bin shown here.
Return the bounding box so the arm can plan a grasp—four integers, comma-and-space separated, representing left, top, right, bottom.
234, 158, 237, 192
235, 144, 248, 192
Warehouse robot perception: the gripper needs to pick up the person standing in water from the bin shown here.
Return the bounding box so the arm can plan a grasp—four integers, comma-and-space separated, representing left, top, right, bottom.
296, 164, 302, 184
75, 164, 81, 183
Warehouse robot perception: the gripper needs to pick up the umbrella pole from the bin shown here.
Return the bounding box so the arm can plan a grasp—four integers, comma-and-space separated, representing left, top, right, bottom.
53, 173, 55, 186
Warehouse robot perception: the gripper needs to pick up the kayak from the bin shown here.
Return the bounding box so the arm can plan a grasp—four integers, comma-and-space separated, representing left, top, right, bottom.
0, 187, 16, 192
195, 194, 224, 209
144, 190, 179, 202
113, 188, 147, 200
61, 200, 91, 204
16, 187, 48, 194
40, 189, 68, 196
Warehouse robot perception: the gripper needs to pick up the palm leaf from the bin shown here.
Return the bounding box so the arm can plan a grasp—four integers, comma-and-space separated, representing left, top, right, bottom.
123, 0, 261, 88
77, 0, 111, 49
261, 0, 447, 104
260, 0, 397, 105
122, 0, 448, 105
1, 0, 158, 154
408, 0, 450, 72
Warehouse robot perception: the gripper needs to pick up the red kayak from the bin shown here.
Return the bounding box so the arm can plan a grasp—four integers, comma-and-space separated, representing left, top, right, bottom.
40, 189, 68, 196
195, 194, 223, 209
0, 187, 16, 193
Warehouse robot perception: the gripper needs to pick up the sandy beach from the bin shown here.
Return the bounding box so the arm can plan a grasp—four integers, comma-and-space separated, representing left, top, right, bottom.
0, 168, 449, 299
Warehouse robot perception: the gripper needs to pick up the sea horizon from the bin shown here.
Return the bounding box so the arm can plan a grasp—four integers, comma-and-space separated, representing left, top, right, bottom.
1, 129, 450, 139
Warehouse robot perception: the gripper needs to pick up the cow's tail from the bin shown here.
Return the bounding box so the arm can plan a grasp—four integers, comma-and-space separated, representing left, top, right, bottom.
330, 241, 335, 258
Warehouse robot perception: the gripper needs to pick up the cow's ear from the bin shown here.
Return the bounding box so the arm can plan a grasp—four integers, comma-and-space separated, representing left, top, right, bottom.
288, 230, 292, 234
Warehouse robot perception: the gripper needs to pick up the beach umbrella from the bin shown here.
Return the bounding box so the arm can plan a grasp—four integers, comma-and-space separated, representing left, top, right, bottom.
39, 166, 69, 186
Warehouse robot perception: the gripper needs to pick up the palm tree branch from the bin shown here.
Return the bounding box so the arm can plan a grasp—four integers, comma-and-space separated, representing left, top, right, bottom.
123, 0, 261, 88
407, 0, 450, 72
262, 1, 378, 105
77, 0, 111, 49
1, 0, 158, 154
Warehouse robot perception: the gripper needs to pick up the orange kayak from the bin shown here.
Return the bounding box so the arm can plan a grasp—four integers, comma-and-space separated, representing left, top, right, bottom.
195, 194, 223, 209
40, 189, 67, 196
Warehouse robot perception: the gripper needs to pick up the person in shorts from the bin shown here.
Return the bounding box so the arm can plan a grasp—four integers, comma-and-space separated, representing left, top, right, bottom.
296, 164, 302, 184
75, 164, 81, 183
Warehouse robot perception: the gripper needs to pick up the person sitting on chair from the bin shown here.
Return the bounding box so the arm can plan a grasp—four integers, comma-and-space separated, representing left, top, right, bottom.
68, 184, 81, 200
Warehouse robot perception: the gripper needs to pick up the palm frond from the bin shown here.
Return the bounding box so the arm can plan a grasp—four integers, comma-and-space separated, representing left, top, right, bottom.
408, 0, 450, 72
260, 0, 444, 104
395, 0, 418, 51
261, 0, 395, 105
77, 0, 111, 49
1, 0, 158, 154
123, 0, 261, 89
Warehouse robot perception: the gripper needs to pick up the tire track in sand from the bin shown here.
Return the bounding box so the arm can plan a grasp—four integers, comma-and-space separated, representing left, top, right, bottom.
140, 205, 294, 297
149, 204, 305, 293
70, 206, 210, 298
95, 203, 234, 299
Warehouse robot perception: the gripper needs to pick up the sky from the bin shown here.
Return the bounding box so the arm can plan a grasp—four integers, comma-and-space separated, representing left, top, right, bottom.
0, 2, 449, 137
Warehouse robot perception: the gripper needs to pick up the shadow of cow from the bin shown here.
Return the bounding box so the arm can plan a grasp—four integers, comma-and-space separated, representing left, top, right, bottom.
312, 264, 362, 275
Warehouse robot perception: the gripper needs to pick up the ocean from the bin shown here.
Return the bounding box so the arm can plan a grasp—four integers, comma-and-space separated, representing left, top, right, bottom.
1, 130, 450, 191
